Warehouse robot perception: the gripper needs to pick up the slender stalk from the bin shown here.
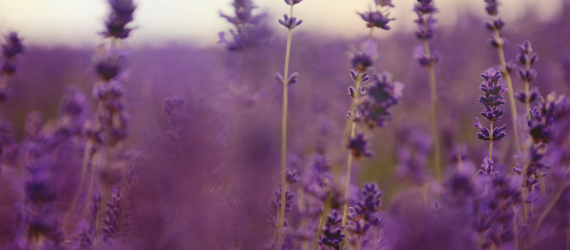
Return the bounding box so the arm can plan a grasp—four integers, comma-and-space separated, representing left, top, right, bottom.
422, 40, 441, 181
531, 183, 566, 246
493, 29, 527, 223
566, 215, 570, 250
313, 196, 330, 248
277, 5, 295, 250
523, 60, 531, 118
65, 140, 94, 222
341, 75, 363, 228
490, 121, 494, 160
513, 206, 519, 250
493, 30, 520, 154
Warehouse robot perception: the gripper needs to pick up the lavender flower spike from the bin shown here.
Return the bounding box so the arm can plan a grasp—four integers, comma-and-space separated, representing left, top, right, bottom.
276, 1, 304, 249
483, 0, 521, 156
0, 32, 25, 103
475, 68, 508, 164
413, 0, 441, 181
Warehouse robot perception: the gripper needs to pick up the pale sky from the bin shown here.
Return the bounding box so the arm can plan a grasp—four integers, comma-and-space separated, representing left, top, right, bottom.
0, 0, 564, 48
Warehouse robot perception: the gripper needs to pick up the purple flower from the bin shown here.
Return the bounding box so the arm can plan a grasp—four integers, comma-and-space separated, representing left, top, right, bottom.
270, 186, 295, 212
484, 0, 500, 16
356, 73, 404, 128
478, 157, 497, 176
2, 32, 24, 59
515, 88, 539, 104
358, 11, 395, 30
348, 133, 374, 159
218, 0, 270, 52
485, 18, 505, 31
473, 117, 506, 141
413, 45, 438, 66
100, 0, 137, 39
278, 15, 302, 30
284, 0, 302, 6
351, 52, 373, 72
375, 0, 394, 7
1, 32, 24, 76
92, 45, 127, 82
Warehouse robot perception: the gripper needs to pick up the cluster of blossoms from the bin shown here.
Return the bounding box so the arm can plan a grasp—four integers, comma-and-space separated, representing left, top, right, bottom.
413, 0, 439, 66
356, 73, 404, 129
484, 0, 508, 49
100, 0, 137, 39
218, 0, 270, 52
357, 1, 395, 31
345, 183, 384, 249
0, 32, 24, 103
514, 41, 540, 108
473, 68, 508, 143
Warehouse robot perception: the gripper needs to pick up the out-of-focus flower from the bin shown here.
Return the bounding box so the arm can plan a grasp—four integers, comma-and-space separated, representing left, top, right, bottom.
92, 45, 127, 82
351, 52, 373, 73
375, 0, 394, 7
356, 73, 404, 128
348, 133, 374, 160
413, 45, 438, 66
358, 11, 395, 30
100, 0, 137, 39
218, 0, 270, 52
1, 32, 24, 77
284, 0, 302, 5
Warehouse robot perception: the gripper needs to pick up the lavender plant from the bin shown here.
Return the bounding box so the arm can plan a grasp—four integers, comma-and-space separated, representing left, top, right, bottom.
483, 0, 521, 154
413, 0, 442, 181
1, 1, 570, 250
0, 32, 24, 103
274, 1, 303, 249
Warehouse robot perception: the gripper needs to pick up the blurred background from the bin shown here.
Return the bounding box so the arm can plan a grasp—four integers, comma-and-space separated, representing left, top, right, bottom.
0, 0, 569, 208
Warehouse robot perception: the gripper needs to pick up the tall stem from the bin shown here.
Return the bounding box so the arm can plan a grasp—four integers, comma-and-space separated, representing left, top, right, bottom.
422, 40, 441, 182
524, 61, 531, 119
490, 121, 494, 160
341, 75, 363, 228
493, 29, 528, 224
277, 5, 295, 250
493, 30, 520, 154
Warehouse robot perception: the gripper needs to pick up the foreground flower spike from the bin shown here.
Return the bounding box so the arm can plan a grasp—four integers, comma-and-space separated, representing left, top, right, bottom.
276, 1, 303, 250
413, 0, 442, 181
345, 183, 383, 249
474, 68, 508, 163
514, 40, 539, 119
0, 32, 24, 103
218, 0, 269, 52
483, 0, 521, 154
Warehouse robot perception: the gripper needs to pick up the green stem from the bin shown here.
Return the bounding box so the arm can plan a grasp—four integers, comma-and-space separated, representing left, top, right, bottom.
531, 183, 566, 247
513, 206, 519, 250
341, 76, 363, 228
277, 5, 295, 250
490, 121, 494, 160
493, 30, 520, 154
493, 29, 527, 223
422, 40, 441, 182
313, 197, 330, 248
64, 140, 94, 224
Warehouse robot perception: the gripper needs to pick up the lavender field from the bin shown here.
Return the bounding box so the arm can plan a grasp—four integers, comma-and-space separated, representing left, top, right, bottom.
1, 0, 570, 249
